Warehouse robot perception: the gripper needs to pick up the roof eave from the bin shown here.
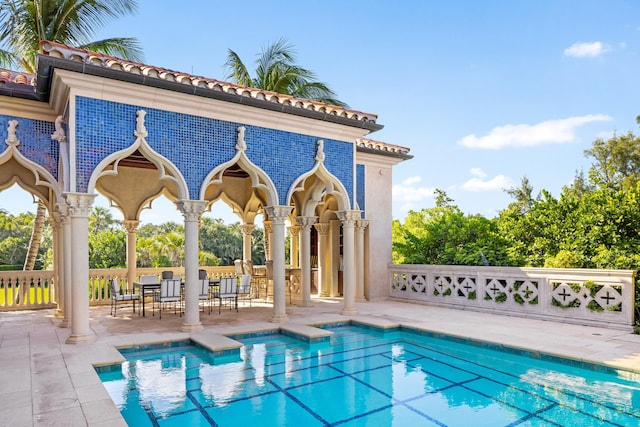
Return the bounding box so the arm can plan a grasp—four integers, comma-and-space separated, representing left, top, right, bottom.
34, 55, 384, 133
356, 145, 413, 160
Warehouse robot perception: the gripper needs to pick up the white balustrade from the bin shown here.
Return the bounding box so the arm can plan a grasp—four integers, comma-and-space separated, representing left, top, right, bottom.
390, 264, 636, 330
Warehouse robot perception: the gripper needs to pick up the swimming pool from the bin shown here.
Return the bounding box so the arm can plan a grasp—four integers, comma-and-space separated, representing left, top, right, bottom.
97, 323, 640, 426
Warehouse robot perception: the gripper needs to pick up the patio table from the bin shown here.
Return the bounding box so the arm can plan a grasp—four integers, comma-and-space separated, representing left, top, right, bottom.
134, 278, 221, 317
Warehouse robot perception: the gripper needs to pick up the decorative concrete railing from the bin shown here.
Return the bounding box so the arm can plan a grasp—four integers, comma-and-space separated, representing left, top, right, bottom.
0, 266, 240, 310
0, 270, 56, 310
390, 264, 636, 330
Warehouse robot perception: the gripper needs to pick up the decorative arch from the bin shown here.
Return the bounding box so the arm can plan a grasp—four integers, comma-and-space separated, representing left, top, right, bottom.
0, 119, 61, 207
87, 110, 189, 200
287, 139, 350, 216
200, 126, 278, 206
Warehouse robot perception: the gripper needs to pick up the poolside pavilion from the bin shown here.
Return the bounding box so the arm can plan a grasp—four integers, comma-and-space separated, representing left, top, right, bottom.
0, 41, 411, 343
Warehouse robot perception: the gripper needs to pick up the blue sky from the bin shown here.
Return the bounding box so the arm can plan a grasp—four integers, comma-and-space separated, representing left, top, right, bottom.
3, 0, 640, 224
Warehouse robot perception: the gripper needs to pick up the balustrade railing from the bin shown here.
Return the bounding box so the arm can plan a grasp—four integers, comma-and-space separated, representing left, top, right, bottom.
390, 264, 636, 330
0, 265, 240, 310
0, 270, 56, 310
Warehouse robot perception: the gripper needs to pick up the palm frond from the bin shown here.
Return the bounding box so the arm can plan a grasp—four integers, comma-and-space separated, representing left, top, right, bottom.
80, 37, 143, 62
224, 48, 252, 87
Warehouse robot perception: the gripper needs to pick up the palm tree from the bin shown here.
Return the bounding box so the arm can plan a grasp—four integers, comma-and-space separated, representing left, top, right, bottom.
224, 37, 347, 107
0, 0, 143, 73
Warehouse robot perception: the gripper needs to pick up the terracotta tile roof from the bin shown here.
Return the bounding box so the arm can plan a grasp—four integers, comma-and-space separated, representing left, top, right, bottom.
356, 138, 411, 156
0, 69, 34, 85
39, 40, 379, 124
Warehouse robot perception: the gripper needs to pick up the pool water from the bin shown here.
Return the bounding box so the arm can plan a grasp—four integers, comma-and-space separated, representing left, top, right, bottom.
97, 323, 640, 426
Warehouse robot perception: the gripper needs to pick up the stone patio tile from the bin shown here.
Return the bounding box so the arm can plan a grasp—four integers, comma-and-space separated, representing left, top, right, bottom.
81, 398, 123, 425
75, 383, 112, 404
0, 368, 32, 393
33, 406, 86, 427
0, 389, 31, 410
0, 405, 33, 427
32, 389, 79, 415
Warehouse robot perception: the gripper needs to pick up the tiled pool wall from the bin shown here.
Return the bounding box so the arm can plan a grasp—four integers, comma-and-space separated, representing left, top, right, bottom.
95, 319, 639, 377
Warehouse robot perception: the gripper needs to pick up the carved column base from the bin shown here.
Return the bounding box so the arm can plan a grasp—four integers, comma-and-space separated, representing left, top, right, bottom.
270, 313, 289, 323
180, 322, 204, 333
58, 318, 71, 328
340, 307, 358, 316
65, 332, 95, 344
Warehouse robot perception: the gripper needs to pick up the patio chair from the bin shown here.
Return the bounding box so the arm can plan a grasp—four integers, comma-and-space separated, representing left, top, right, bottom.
199, 269, 208, 280
161, 270, 173, 279
154, 278, 182, 319
110, 278, 140, 317
198, 276, 212, 314
215, 276, 238, 314
234, 259, 245, 276
237, 273, 253, 306
243, 260, 265, 299
265, 260, 274, 301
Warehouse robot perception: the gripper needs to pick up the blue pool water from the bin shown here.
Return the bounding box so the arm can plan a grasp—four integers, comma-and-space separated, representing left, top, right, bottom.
97, 323, 640, 426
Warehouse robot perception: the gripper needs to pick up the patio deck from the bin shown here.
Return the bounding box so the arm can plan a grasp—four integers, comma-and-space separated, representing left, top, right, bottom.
2, 298, 640, 426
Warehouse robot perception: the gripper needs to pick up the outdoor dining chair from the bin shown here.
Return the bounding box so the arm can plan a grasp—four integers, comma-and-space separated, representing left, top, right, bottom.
215, 276, 238, 314
110, 278, 140, 317
237, 273, 253, 306
154, 277, 182, 319
198, 276, 212, 314
243, 259, 265, 299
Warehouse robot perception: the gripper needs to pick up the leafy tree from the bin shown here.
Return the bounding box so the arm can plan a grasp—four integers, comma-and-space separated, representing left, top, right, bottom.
584, 116, 640, 191
504, 176, 536, 214
0, 0, 143, 72
199, 217, 242, 266
393, 204, 512, 266
224, 37, 347, 107
89, 228, 125, 268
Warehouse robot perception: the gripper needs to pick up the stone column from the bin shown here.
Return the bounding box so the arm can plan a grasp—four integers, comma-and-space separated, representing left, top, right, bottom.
123, 220, 140, 292
296, 217, 317, 306
337, 210, 360, 316
355, 219, 369, 303
240, 224, 256, 262
177, 200, 207, 332
58, 203, 72, 328
265, 206, 292, 322
263, 220, 273, 261
50, 211, 63, 318
313, 223, 330, 297
64, 193, 96, 344
287, 225, 300, 267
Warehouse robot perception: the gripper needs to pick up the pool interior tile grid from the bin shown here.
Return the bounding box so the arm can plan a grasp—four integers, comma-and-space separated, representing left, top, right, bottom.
2, 298, 640, 426
99, 324, 640, 426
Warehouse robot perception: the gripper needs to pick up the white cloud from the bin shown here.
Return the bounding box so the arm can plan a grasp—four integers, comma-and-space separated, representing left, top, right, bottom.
458, 114, 612, 149
392, 176, 435, 213
460, 174, 514, 192
469, 167, 487, 178
564, 41, 610, 58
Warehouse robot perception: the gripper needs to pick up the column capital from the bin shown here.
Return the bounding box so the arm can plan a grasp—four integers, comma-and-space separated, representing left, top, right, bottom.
355, 219, 370, 233
123, 219, 140, 233
240, 223, 256, 235
176, 200, 207, 222
49, 211, 63, 232
64, 193, 96, 217
336, 210, 361, 227
313, 222, 330, 235
265, 205, 293, 223
287, 225, 301, 236
295, 216, 318, 230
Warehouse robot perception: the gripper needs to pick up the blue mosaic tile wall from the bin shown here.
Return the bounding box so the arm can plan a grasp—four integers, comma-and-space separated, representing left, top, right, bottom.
75, 97, 354, 205
356, 164, 365, 216
0, 115, 58, 180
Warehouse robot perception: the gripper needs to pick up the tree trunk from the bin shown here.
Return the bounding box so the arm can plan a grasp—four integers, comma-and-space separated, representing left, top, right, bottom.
23, 202, 47, 271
